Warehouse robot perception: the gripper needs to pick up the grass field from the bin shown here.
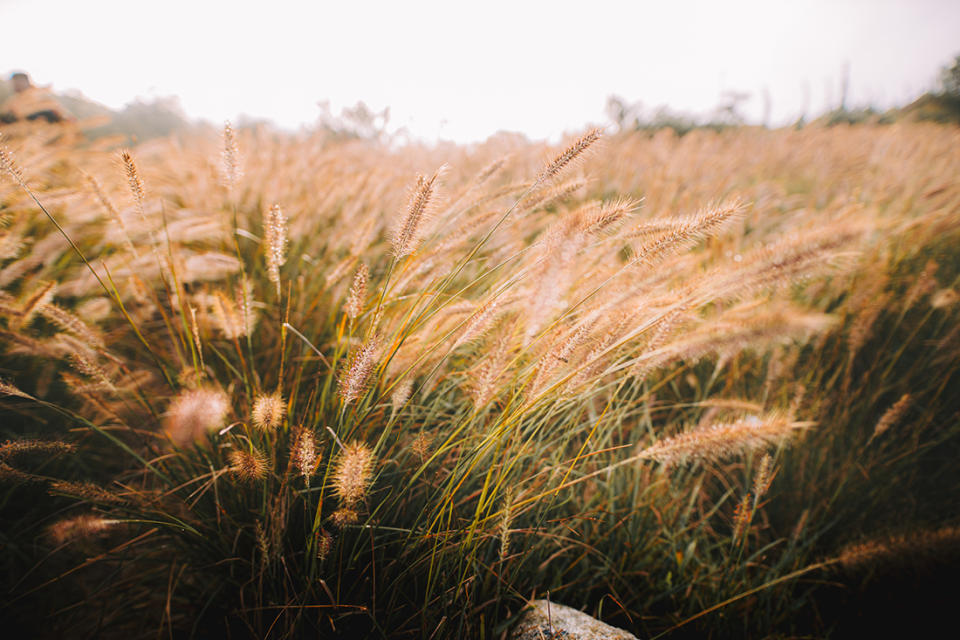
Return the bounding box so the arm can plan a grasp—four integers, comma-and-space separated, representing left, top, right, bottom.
1, 119, 958, 638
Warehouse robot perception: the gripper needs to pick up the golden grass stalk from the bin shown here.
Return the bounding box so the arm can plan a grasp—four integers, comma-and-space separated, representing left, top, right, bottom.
221, 121, 242, 189
636, 413, 813, 466
836, 525, 960, 572
870, 393, 912, 442
393, 166, 444, 257
338, 336, 380, 404
120, 150, 146, 220
344, 263, 368, 320
535, 128, 602, 186
264, 204, 288, 294
48, 480, 126, 505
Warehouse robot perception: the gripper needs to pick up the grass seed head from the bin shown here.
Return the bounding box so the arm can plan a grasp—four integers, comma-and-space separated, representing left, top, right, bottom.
333, 441, 375, 507
165, 388, 230, 445
251, 392, 285, 431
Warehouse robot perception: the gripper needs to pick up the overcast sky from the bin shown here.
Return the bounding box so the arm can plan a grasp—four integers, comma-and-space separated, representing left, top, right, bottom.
2, 0, 958, 142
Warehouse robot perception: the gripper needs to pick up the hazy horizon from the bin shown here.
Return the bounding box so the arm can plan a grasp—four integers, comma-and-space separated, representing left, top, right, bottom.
2, 0, 958, 143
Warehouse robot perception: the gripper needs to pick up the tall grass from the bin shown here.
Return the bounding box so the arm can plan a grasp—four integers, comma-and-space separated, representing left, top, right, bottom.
0, 120, 958, 638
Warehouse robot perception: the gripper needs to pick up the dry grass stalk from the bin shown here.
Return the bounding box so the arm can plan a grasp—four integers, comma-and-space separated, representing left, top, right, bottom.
0, 438, 75, 459
338, 336, 380, 404
120, 150, 146, 219
344, 263, 368, 320
221, 121, 242, 189
870, 393, 912, 442
49, 480, 126, 504
535, 128, 602, 186
637, 413, 813, 466
393, 166, 444, 257
264, 204, 288, 294
836, 526, 960, 572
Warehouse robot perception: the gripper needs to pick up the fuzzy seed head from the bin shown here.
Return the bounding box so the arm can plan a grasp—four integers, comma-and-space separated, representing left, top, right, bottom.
165, 388, 230, 445
344, 263, 368, 320
251, 392, 285, 431
333, 441, 375, 507
264, 204, 288, 293
338, 336, 380, 404
221, 122, 243, 189
48, 514, 117, 545
291, 427, 318, 478
229, 448, 269, 481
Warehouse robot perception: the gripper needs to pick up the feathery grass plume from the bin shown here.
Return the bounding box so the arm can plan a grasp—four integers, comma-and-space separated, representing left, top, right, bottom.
338, 335, 381, 404
630, 198, 745, 267
932, 288, 959, 308
49, 480, 126, 505
164, 388, 230, 445
393, 165, 444, 257
732, 493, 752, 543
316, 529, 334, 560
68, 352, 116, 393
391, 379, 414, 414
535, 128, 602, 186
519, 176, 587, 212
636, 413, 814, 466
221, 121, 243, 189
753, 453, 775, 498
120, 150, 146, 219
48, 514, 118, 545
0, 438, 75, 459
291, 426, 318, 478
332, 441, 375, 507
38, 303, 105, 350
902, 259, 939, 310
263, 204, 288, 294
498, 488, 514, 564
454, 297, 500, 348
18, 280, 56, 328
466, 331, 511, 408
870, 393, 912, 442
344, 262, 368, 320
0, 462, 36, 483
251, 392, 285, 431
229, 447, 269, 481
835, 526, 960, 573
577, 197, 640, 236
0, 380, 36, 401
529, 322, 594, 401
332, 507, 359, 528
0, 134, 24, 184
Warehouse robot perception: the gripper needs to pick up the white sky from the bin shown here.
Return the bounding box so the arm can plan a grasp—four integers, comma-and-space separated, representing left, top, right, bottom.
2, 0, 958, 142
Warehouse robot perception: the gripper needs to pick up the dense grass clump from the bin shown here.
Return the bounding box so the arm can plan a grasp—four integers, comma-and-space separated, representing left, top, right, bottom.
0, 119, 958, 638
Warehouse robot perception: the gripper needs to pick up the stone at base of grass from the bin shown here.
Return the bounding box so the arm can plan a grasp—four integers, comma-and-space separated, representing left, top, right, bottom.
510, 600, 639, 640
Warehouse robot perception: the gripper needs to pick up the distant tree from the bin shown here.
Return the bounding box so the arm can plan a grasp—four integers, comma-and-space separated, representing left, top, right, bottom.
939, 54, 960, 97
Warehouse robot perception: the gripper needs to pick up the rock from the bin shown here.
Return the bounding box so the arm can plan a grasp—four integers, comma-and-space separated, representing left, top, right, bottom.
510, 599, 639, 640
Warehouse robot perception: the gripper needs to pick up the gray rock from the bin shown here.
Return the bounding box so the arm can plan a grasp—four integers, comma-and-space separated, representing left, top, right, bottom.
510, 599, 639, 640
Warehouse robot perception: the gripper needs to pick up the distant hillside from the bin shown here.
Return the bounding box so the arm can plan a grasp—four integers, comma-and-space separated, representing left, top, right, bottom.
0, 79, 194, 142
